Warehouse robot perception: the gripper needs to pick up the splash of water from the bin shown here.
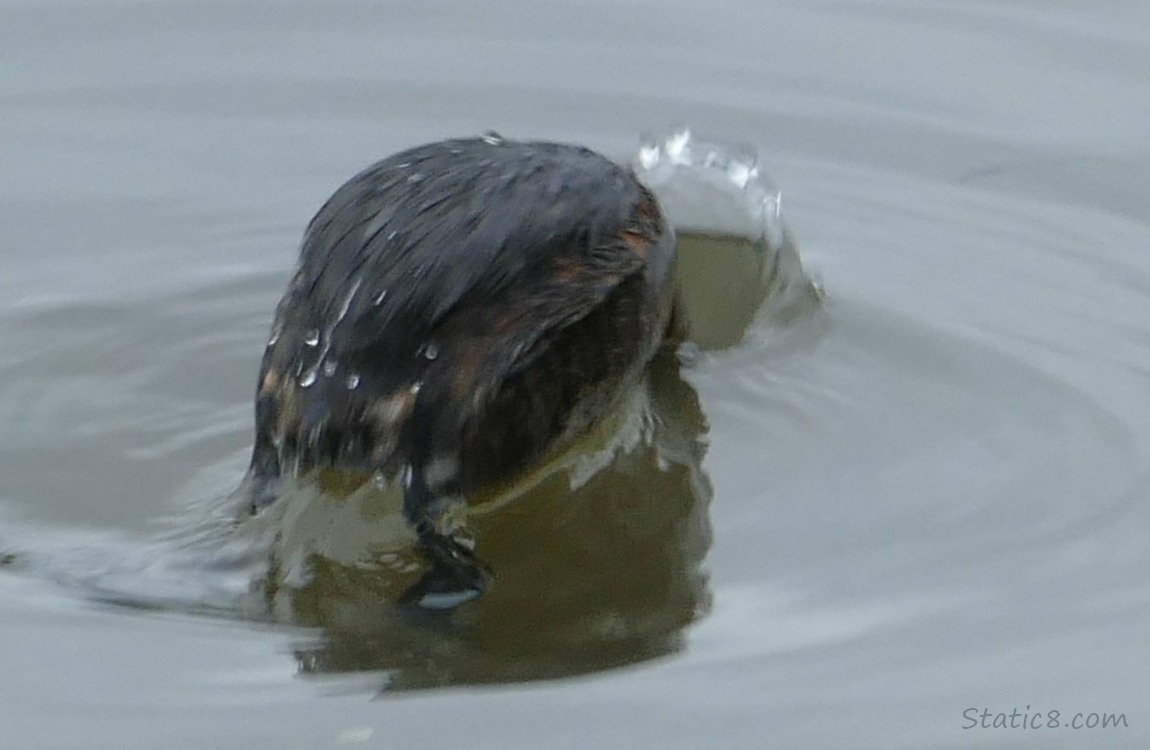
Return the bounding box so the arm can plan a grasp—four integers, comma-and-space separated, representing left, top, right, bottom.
634, 127, 822, 348
635, 126, 785, 248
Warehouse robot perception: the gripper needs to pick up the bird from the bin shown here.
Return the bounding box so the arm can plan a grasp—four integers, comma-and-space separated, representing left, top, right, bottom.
247, 134, 678, 608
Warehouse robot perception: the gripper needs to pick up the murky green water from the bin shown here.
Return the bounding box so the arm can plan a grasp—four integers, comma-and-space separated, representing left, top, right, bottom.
3, 1, 1150, 748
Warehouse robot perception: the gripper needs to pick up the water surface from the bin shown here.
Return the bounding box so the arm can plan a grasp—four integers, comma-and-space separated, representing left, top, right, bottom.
3, 1, 1149, 748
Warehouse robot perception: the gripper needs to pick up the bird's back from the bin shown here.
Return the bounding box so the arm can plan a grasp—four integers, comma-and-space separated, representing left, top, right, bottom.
249, 136, 676, 505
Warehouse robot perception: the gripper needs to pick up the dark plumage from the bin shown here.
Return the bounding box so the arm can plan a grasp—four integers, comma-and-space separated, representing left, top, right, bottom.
248, 136, 677, 606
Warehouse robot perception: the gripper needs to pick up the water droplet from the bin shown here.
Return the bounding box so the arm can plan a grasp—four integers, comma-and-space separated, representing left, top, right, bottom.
422, 342, 439, 360
395, 161, 411, 169
373, 289, 388, 306
346, 373, 361, 390
409, 381, 422, 395
266, 320, 283, 347
371, 471, 386, 489
406, 172, 424, 183
810, 271, 826, 299
637, 141, 661, 170
299, 367, 318, 388
303, 329, 320, 347
481, 130, 504, 145
665, 127, 691, 163
334, 279, 361, 323
322, 359, 337, 377
726, 160, 755, 189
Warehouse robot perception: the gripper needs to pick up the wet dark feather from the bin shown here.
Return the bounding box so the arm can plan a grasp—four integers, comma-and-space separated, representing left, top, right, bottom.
288, 138, 649, 390
252, 136, 673, 497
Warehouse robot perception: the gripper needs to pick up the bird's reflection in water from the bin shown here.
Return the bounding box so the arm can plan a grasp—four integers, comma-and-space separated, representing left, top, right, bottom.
235, 226, 818, 690
252, 346, 710, 691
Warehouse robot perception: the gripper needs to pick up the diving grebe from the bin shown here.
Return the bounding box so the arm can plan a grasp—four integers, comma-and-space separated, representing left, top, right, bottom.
248, 135, 677, 607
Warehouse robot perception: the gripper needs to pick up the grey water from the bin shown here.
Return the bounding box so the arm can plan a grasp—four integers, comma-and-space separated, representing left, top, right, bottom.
2, 1, 1150, 748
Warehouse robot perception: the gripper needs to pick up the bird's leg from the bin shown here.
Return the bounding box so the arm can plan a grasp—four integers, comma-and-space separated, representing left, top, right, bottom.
397, 465, 490, 610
